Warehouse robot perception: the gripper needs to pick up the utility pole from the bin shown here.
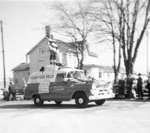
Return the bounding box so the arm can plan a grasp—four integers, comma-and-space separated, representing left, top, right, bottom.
0, 20, 6, 88
146, 30, 149, 75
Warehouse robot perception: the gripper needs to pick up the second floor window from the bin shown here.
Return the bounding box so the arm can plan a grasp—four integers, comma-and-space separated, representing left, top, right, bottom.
39, 48, 46, 56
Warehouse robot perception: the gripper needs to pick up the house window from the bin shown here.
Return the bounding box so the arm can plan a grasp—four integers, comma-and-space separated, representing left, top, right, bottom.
39, 48, 45, 55
99, 72, 102, 78
62, 53, 67, 66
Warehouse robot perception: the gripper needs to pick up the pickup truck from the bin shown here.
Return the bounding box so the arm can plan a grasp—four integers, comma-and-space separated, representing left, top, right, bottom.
24, 66, 114, 107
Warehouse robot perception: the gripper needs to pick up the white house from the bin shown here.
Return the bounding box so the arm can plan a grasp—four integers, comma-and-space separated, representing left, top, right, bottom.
26, 37, 78, 74
12, 25, 119, 90
25, 25, 99, 75
12, 63, 29, 91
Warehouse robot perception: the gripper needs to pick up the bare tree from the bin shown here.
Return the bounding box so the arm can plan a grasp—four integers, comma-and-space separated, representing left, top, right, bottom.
117, 0, 150, 77
50, 1, 95, 69
92, 0, 150, 79
91, 0, 122, 83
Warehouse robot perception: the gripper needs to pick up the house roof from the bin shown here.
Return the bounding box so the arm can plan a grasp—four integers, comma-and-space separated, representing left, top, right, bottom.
101, 66, 114, 73
69, 40, 97, 57
83, 64, 104, 69
26, 37, 76, 55
56, 40, 77, 53
12, 63, 29, 72
26, 37, 46, 55
26, 37, 97, 57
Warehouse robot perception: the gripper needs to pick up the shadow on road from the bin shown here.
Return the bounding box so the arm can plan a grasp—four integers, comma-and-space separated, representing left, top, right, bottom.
110, 98, 150, 102
0, 103, 96, 110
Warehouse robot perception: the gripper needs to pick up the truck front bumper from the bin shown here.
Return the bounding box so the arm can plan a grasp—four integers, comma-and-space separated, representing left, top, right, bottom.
89, 91, 115, 101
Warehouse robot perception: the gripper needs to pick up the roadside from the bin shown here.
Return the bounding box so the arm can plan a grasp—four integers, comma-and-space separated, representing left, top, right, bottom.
0, 94, 24, 103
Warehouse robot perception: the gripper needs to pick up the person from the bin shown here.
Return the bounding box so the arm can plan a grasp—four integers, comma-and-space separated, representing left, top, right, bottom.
8, 82, 12, 100
8, 82, 16, 100
131, 78, 137, 99
146, 74, 150, 100
137, 73, 143, 99
48, 38, 62, 66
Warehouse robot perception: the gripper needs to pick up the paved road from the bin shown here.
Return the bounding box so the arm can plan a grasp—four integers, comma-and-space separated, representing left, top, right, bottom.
0, 100, 150, 133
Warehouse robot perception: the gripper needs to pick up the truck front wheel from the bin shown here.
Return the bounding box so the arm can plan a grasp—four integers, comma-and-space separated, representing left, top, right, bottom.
95, 100, 105, 105
75, 93, 88, 108
33, 96, 44, 106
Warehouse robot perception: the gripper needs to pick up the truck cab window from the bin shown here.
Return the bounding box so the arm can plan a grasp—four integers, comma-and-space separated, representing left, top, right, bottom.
56, 73, 65, 82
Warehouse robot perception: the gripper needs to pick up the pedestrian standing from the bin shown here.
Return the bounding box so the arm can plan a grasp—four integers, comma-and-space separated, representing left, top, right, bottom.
137, 73, 143, 99
8, 82, 16, 100
132, 79, 137, 99
8, 82, 13, 100
146, 75, 150, 100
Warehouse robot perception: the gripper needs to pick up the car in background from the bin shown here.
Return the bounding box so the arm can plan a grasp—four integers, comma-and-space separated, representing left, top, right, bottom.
0, 88, 5, 99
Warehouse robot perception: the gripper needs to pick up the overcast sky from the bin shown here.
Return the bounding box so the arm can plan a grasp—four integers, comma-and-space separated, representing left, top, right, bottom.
0, 0, 149, 81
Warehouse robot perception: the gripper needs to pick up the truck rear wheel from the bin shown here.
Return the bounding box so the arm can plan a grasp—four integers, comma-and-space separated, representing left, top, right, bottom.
75, 93, 88, 108
33, 96, 44, 106
55, 101, 62, 105
95, 100, 105, 105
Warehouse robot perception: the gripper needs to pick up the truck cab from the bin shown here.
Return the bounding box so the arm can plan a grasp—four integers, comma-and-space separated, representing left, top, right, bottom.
24, 66, 114, 107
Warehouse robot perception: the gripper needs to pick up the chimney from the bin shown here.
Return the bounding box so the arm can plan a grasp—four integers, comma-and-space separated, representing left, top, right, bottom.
45, 25, 51, 38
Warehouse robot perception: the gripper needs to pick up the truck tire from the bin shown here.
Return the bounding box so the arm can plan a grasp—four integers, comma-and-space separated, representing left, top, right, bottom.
55, 101, 62, 105
95, 100, 105, 105
75, 93, 88, 108
33, 96, 44, 106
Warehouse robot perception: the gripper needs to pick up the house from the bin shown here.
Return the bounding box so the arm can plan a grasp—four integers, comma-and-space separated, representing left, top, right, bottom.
26, 37, 78, 74
83, 64, 113, 81
12, 25, 118, 90
26, 25, 99, 75
84, 64, 125, 82
12, 63, 30, 91
12, 26, 80, 89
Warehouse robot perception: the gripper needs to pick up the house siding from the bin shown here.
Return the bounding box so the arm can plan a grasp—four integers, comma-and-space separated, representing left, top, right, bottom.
13, 70, 29, 90
29, 38, 50, 74
28, 38, 78, 74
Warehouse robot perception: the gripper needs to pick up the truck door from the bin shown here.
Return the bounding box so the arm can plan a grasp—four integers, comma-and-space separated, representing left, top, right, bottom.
50, 73, 68, 100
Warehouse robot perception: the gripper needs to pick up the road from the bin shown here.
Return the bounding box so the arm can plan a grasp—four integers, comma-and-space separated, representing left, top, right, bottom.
0, 99, 150, 133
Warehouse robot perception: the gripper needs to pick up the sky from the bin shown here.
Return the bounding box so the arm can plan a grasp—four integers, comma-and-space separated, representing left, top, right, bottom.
0, 0, 149, 81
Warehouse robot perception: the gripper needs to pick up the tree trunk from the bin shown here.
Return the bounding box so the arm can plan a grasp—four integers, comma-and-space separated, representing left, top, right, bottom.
124, 59, 133, 78
114, 71, 118, 84
79, 52, 84, 69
